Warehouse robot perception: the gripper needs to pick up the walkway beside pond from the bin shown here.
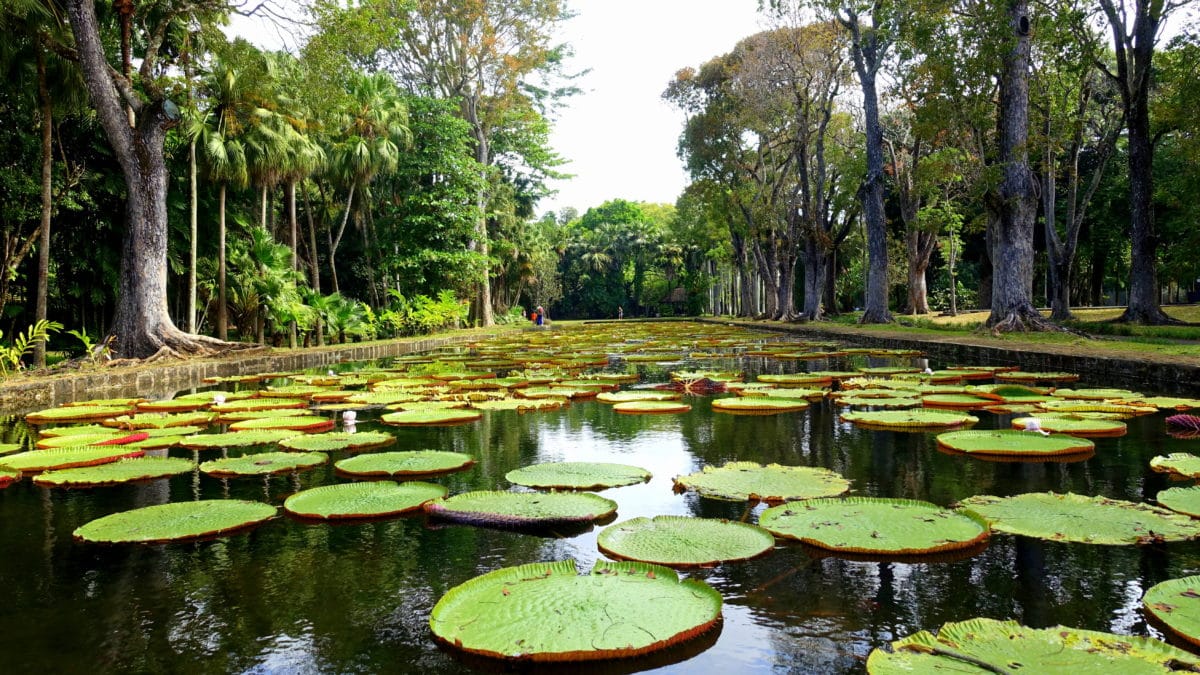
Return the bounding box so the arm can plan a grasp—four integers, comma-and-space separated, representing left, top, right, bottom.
696, 317, 1200, 396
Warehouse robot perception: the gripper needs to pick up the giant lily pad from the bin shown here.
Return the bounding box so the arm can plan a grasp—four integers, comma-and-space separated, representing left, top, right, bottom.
424, 490, 617, 529
334, 451, 474, 477
468, 398, 567, 412
612, 400, 692, 414
1143, 575, 1200, 648
673, 462, 850, 503
380, 409, 482, 426
0, 467, 18, 488
1156, 486, 1200, 518
936, 429, 1094, 458
505, 462, 650, 489
996, 370, 1081, 382
283, 481, 447, 520
210, 398, 308, 413
0, 446, 144, 472
73, 499, 277, 544
757, 373, 834, 385
597, 516, 775, 567
1151, 453, 1200, 478
957, 492, 1200, 545
921, 393, 1000, 409
841, 409, 978, 430
866, 617, 1200, 674
1010, 416, 1126, 437
429, 559, 721, 662
106, 411, 217, 429
180, 430, 297, 450
199, 451, 327, 477
36, 432, 148, 448
759, 497, 989, 556
135, 399, 211, 413
33, 457, 196, 487
228, 416, 335, 432
216, 408, 319, 422
711, 397, 809, 413
835, 395, 922, 409
25, 405, 136, 424
278, 431, 395, 453
595, 391, 682, 403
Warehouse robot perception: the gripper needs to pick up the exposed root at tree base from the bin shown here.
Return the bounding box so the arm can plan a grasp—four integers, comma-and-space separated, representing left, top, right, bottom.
105, 330, 265, 364
1117, 307, 1187, 326
984, 310, 1073, 337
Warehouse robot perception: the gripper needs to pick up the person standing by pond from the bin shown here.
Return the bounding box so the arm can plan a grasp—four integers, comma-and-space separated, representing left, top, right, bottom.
618, 306, 623, 319
536, 305, 546, 326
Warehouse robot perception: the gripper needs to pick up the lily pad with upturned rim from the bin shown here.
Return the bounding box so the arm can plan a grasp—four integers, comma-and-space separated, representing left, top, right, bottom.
597, 515, 775, 567
865, 617, 1200, 674
73, 499, 277, 544
505, 462, 650, 490
1010, 416, 1127, 437
25, 405, 137, 424
283, 480, 447, 520
1143, 575, 1200, 649
1151, 453, 1200, 478
334, 450, 475, 477
0, 446, 145, 472
429, 559, 722, 662
759, 497, 989, 556
33, 457, 196, 487
673, 462, 850, 503
1156, 486, 1200, 518
199, 451, 327, 477
936, 429, 1094, 458
278, 431, 395, 453
106, 412, 217, 429
424, 490, 617, 529
0, 467, 18, 488
711, 397, 809, 413
179, 430, 297, 450
595, 391, 682, 404
612, 400, 692, 415
956, 492, 1200, 544
227, 416, 335, 432
841, 409, 978, 430
380, 409, 482, 426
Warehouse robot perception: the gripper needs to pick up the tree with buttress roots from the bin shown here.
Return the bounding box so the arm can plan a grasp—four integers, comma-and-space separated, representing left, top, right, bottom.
64, 0, 245, 359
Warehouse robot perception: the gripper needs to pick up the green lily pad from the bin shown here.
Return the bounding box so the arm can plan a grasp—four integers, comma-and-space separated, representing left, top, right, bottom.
936, 430, 1094, 457
996, 370, 1081, 382
347, 392, 424, 406
135, 399, 211, 413
1157, 486, 1200, 518
228, 416, 335, 432
673, 462, 850, 503
381, 409, 482, 426
430, 559, 721, 662
278, 431, 395, 453
597, 516, 775, 567
841, 410, 978, 430
36, 432, 146, 448
835, 395, 923, 409
200, 451, 326, 477
0, 443, 20, 455
921, 393, 1000, 409
216, 408, 319, 422
210, 398, 310, 413
1052, 387, 1142, 400
1117, 396, 1200, 410
957, 492, 1200, 544
1143, 575, 1200, 649
468, 398, 568, 412
760, 497, 989, 556
751, 387, 828, 400
424, 490, 617, 529
73, 499, 277, 544
1011, 416, 1126, 436
505, 462, 650, 489
711, 397, 809, 413
0, 446, 144, 472
757, 373, 834, 385
612, 400, 692, 414
179, 430, 297, 450
866, 617, 1200, 674
107, 411, 217, 429
25, 405, 136, 424
0, 467, 19, 488
595, 391, 682, 403
33, 457, 196, 487
1037, 400, 1157, 415
1152, 453, 1200, 478
335, 451, 475, 477
283, 480, 447, 520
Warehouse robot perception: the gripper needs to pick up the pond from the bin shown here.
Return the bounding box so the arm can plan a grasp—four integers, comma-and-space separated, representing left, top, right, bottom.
1, 321, 1198, 674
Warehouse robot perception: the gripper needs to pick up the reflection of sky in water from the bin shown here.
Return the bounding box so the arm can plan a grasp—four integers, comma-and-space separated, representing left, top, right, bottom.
246, 627, 320, 674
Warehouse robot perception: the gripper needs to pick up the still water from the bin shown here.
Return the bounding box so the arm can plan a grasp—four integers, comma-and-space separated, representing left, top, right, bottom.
0, 324, 1197, 674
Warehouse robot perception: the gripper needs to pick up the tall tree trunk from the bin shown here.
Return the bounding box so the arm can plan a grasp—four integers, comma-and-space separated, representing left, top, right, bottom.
986, 1, 1056, 332
801, 239, 828, 321
286, 180, 298, 348
463, 95, 494, 327
302, 183, 321, 294
188, 137, 197, 333
905, 230, 934, 315
33, 45, 52, 368
218, 185, 228, 341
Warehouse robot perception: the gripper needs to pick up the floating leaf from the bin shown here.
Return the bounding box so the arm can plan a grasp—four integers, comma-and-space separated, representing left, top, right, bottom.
283, 481, 447, 520
210, 398, 308, 413
135, 399, 211, 413
757, 373, 834, 385
996, 371, 1081, 382
200, 451, 326, 477
468, 398, 567, 412
921, 393, 1000, 409
0, 446, 144, 472
594, 391, 682, 403
107, 411, 217, 429
760, 497, 988, 556
711, 397, 809, 413
505, 462, 650, 489
278, 431, 395, 453
1010, 416, 1126, 437
216, 408, 319, 422
424, 490, 617, 529
612, 400, 692, 414
0, 467, 18, 488
597, 516, 774, 567
1151, 453, 1200, 478
936, 430, 1094, 458
1052, 387, 1142, 400
1157, 486, 1200, 518
380, 409, 482, 426
179, 430, 297, 450
841, 410, 978, 430
34, 457, 196, 487
836, 395, 922, 409
866, 618, 1200, 674
429, 559, 721, 662
73, 500, 277, 544
673, 462, 850, 503
334, 451, 474, 477
228, 416, 335, 432
1143, 576, 1200, 649
25, 405, 136, 424
957, 492, 1200, 544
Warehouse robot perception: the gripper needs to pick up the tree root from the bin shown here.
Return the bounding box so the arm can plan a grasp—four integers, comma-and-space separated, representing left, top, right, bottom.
106, 328, 265, 363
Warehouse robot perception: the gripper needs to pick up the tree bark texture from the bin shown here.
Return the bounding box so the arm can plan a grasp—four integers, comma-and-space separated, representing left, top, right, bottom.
34, 45, 52, 367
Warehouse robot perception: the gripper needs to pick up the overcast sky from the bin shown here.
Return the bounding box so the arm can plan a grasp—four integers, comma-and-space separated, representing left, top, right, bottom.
230, 1, 767, 217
